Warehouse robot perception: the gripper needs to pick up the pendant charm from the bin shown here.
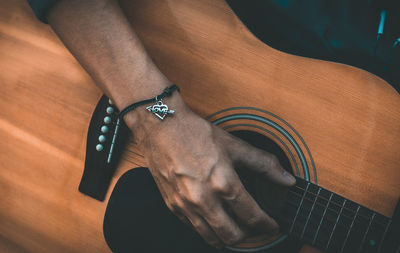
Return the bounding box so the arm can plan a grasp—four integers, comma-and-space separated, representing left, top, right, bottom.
146, 99, 175, 120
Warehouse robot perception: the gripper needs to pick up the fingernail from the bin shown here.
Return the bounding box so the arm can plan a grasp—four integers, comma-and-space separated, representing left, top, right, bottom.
283, 170, 296, 184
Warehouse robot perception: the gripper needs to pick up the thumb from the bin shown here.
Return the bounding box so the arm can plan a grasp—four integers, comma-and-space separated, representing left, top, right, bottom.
228, 137, 296, 187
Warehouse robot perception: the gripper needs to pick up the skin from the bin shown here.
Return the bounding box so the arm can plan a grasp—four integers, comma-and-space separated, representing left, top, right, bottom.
47, 0, 296, 248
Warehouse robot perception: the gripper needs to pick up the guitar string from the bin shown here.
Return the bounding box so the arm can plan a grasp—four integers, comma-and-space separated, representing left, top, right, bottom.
288, 185, 386, 226
283, 195, 365, 235
289, 184, 386, 224
282, 194, 387, 248
285, 188, 388, 228
289, 186, 358, 216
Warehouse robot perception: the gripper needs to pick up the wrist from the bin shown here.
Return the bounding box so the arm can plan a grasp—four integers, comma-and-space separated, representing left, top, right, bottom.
123, 91, 190, 144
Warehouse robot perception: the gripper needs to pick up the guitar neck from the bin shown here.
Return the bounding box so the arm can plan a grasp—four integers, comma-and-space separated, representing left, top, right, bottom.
277, 177, 395, 253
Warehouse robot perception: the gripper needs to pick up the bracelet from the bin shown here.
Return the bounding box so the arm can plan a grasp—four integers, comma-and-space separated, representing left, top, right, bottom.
119, 84, 180, 121
107, 84, 180, 164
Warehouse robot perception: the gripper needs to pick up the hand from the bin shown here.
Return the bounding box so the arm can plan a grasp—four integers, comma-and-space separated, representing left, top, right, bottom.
125, 93, 296, 248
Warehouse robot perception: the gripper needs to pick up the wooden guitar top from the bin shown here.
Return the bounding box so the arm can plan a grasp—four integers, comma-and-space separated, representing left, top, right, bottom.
0, 0, 399, 252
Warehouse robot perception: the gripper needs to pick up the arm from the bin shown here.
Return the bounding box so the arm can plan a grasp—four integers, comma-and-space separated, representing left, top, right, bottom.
47, 0, 295, 248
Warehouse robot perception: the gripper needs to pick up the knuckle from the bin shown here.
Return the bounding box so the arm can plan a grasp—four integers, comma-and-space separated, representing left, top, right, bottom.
211, 178, 231, 195
204, 154, 219, 169
185, 191, 204, 207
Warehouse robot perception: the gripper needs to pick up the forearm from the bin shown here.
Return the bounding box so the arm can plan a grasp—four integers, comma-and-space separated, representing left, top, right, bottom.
47, 0, 186, 140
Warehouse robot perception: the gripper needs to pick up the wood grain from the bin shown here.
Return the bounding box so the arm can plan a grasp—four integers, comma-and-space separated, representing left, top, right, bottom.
0, 0, 399, 252
0, 1, 113, 252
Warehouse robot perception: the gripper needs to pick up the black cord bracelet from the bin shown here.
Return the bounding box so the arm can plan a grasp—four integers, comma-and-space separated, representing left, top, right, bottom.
119, 84, 180, 120
106, 84, 180, 164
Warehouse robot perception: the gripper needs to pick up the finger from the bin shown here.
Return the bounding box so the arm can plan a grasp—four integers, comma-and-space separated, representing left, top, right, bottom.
222, 177, 280, 235
183, 211, 224, 249
199, 201, 246, 246
174, 210, 192, 228
228, 137, 295, 187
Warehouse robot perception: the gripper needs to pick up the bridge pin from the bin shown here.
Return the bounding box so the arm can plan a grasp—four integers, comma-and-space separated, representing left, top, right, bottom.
106, 107, 114, 114
104, 116, 111, 124
96, 144, 103, 151
99, 135, 106, 143
101, 125, 108, 133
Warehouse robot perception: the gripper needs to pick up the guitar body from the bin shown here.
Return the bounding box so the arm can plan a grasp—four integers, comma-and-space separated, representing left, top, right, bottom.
118, 0, 400, 252
122, 0, 400, 234
0, 0, 399, 252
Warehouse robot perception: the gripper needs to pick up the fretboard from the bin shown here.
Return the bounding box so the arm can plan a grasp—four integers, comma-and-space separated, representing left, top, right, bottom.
276, 178, 395, 253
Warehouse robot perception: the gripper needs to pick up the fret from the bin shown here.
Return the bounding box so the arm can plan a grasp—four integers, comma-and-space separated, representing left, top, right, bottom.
279, 200, 300, 231
302, 188, 330, 243
326, 201, 355, 253
300, 187, 321, 239
312, 191, 333, 245
359, 212, 388, 253
278, 184, 307, 232
340, 205, 360, 253
358, 212, 376, 253
377, 219, 391, 253
288, 183, 320, 239
289, 182, 310, 234
341, 206, 372, 253
313, 193, 347, 251
326, 199, 347, 251
281, 178, 393, 253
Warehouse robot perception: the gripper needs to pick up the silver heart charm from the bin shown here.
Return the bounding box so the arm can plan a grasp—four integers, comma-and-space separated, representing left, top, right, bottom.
146, 99, 175, 120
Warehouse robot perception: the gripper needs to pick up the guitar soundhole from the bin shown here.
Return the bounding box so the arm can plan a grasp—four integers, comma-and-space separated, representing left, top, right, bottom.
228, 130, 293, 249
230, 130, 293, 175
230, 129, 293, 213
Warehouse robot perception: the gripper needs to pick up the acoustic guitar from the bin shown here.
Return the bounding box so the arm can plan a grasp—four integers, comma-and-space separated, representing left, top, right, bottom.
110, 0, 400, 252
0, 0, 399, 252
